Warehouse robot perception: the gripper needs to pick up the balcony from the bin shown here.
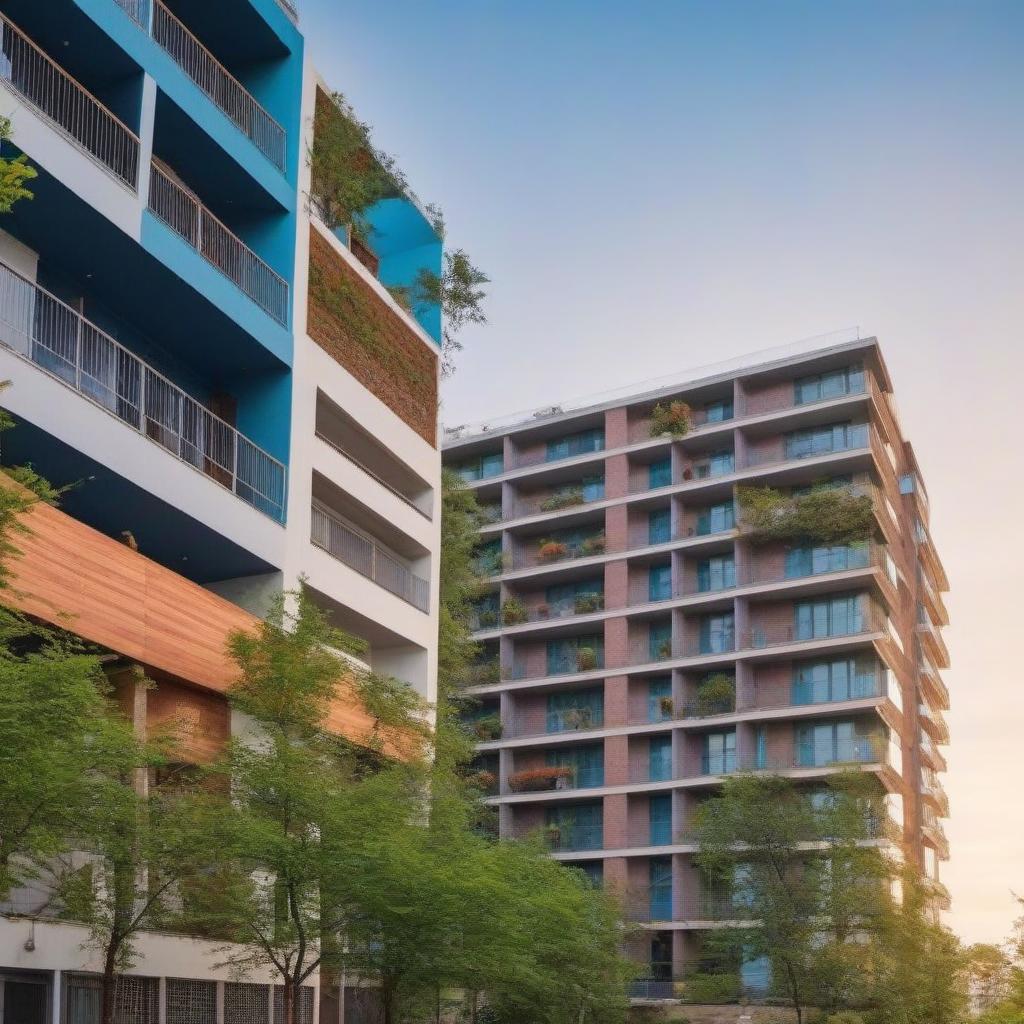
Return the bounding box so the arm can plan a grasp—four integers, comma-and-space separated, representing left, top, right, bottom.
0, 12, 140, 188
744, 422, 871, 470
310, 502, 430, 613
0, 260, 286, 520
627, 543, 884, 609
148, 162, 289, 324
142, 1, 286, 170
509, 646, 605, 682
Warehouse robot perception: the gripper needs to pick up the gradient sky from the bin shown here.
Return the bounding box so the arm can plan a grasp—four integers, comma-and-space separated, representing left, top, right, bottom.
299, 0, 1024, 945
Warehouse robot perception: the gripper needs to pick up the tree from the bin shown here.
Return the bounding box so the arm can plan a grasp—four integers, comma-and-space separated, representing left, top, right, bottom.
692, 773, 893, 1023
0, 116, 37, 212
415, 251, 489, 377
200, 588, 429, 1024
870, 868, 968, 1024
54, 738, 232, 1024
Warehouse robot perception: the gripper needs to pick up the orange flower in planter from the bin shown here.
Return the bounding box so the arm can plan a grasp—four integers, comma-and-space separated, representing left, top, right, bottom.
538, 540, 568, 562
508, 765, 575, 792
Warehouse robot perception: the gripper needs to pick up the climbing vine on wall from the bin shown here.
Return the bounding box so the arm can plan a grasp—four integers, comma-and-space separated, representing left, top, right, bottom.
737, 483, 875, 545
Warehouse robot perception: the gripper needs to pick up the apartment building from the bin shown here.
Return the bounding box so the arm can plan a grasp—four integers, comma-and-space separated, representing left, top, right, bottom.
0, 0, 443, 1020
444, 335, 950, 996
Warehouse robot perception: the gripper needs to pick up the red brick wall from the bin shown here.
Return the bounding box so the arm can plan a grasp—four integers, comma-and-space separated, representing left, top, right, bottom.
743, 378, 794, 415
605, 406, 629, 449
605, 675, 630, 727
606, 453, 630, 499
605, 734, 630, 786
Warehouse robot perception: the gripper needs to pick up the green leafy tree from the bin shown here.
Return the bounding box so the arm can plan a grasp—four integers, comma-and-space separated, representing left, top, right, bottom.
693, 773, 892, 1023
416, 251, 489, 376
198, 589, 429, 1024
0, 117, 36, 212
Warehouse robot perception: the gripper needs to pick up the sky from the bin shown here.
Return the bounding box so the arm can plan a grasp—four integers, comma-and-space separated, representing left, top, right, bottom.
298, 0, 1024, 945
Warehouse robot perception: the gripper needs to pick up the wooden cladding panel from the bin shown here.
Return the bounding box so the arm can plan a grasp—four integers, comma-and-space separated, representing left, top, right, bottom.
306, 225, 439, 446
1, 478, 385, 749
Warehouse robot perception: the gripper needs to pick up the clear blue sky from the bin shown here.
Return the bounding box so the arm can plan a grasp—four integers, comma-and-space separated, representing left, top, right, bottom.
300, 0, 1024, 945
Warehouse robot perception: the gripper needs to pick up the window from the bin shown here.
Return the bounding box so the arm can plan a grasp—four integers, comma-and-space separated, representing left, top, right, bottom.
546, 687, 604, 732
695, 450, 735, 478
704, 398, 734, 423
785, 422, 868, 460
546, 428, 604, 462
546, 801, 603, 851
699, 613, 734, 654
649, 564, 672, 601
582, 475, 605, 501
649, 794, 672, 845
648, 458, 672, 489
649, 735, 673, 781
456, 451, 503, 481
795, 720, 881, 767
568, 861, 604, 887
546, 635, 604, 675
473, 539, 502, 575
741, 955, 772, 995
649, 622, 673, 660
794, 363, 865, 405
647, 677, 672, 722
649, 857, 673, 919
696, 500, 735, 535
697, 554, 736, 592
784, 542, 869, 578
545, 579, 603, 616
702, 731, 736, 774
754, 725, 767, 769
792, 656, 879, 705
649, 507, 671, 544
224, 984, 271, 1024
2, 974, 49, 1024
794, 594, 863, 641
547, 744, 604, 788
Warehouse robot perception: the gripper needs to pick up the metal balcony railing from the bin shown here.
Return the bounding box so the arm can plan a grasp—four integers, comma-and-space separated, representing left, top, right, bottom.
502, 708, 605, 739
0, 13, 140, 188
150, 1, 286, 169
0, 260, 287, 520
113, 0, 150, 27
744, 422, 871, 470
275, 0, 299, 23
509, 648, 605, 681
545, 824, 604, 852
310, 502, 430, 613
148, 163, 289, 324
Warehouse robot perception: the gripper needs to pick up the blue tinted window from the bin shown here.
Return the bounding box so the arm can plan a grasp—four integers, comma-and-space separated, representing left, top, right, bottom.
649, 508, 671, 544
794, 594, 863, 641
649, 564, 672, 601
649, 459, 672, 488
546, 428, 605, 462
699, 613, 734, 654
649, 736, 673, 782
705, 399, 734, 423
647, 677, 672, 722
696, 501, 736, 536
649, 622, 673, 660
794, 363, 865, 405
697, 555, 736, 592
649, 794, 672, 845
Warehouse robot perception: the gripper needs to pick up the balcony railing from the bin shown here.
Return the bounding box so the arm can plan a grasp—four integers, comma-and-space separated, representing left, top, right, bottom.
310, 502, 430, 613
0, 13, 140, 188
502, 708, 605, 739
148, 163, 289, 324
509, 648, 605, 681
113, 0, 150, 28
0, 260, 287, 520
151, 1, 286, 170
545, 823, 604, 852
275, 0, 299, 22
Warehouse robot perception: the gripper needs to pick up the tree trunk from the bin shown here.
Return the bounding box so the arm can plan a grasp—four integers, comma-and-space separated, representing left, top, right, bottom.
100, 942, 119, 1024
381, 979, 396, 1024
283, 977, 297, 1024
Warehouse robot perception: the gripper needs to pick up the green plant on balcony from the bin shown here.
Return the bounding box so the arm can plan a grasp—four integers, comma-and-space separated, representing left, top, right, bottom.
574, 592, 604, 614
659, 695, 675, 718
473, 714, 503, 740
695, 674, 736, 716
467, 769, 497, 793
562, 707, 595, 731
543, 823, 562, 847
655, 638, 673, 660
470, 660, 500, 685
737, 483, 875, 545
537, 540, 569, 563
540, 487, 585, 512
579, 533, 607, 556
680, 972, 741, 1005
0, 119, 36, 213
535, 602, 551, 619
508, 766, 575, 792
576, 647, 599, 672
477, 607, 499, 628
501, 597, 526, 625
649, 399, 694, 438
309, 91, 487, 376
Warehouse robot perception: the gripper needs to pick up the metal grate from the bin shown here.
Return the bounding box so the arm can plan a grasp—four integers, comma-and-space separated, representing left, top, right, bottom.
166, 979, 216, 1024
224, 983, 270, 1024
113, 976, 160, 1024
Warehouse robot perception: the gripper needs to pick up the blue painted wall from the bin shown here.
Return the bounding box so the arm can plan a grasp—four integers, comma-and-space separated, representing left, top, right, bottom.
365, 198, 444, 345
